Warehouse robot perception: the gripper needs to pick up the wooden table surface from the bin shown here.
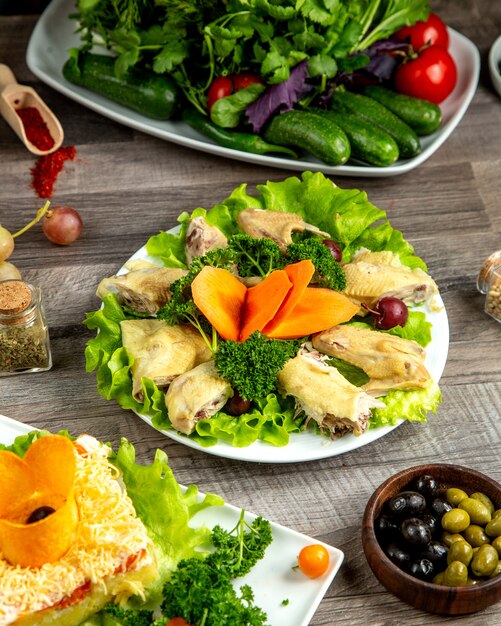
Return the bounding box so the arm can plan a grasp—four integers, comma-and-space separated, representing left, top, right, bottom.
1, 1, 500, 624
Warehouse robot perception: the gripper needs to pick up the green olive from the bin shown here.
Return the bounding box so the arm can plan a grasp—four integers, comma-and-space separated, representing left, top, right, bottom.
492, 536, 501, 557
458, 498, 492, 526
467, 577, 481, 585
485, 517, 501, 538
447, 540, 473, 566
472, 547, 480, 556
471, 544, 499, 577
471, 492, 496, 516
489, 562, 501, 579
493, 509, 501, 520
442, 532, 466, 547
443, 561, 468, 586
463, 524, 490, 547
432, 572, 445, 585
446, 487, 469, 506
442, 508, 471, 533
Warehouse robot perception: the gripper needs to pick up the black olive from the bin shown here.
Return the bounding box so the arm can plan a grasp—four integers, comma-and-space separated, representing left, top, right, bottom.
419, 513, 439, 536
430, 497, 453, 518
401, 517, 432, 545
375, 514, 400, 538
385, 543, 411, 570
26, 506, 56, 524
421, 541, 448, 567
413, 474, 438, 499
224, 391, 252, 416
409, 558, 435, 580
388, 491, 426, 517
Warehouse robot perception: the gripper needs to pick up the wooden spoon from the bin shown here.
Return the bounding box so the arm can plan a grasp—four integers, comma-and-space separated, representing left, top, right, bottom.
0, 64, 63, 156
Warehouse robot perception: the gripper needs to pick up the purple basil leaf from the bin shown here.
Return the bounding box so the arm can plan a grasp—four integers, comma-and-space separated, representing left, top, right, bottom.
245, 60, 311, 133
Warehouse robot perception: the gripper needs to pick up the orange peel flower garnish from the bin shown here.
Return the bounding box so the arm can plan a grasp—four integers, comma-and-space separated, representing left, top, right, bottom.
0, 435, 79, 568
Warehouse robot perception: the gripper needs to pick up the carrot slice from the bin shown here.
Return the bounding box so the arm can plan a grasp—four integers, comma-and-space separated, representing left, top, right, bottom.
240, 269, 292, 342
191, 266, 246, 341
265, 287, 359, 339
262, 260, 315, 334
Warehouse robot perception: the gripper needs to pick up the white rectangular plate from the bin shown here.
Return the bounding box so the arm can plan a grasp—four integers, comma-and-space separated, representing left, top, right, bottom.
0, 414, 344, 626
26, 0, 480, 177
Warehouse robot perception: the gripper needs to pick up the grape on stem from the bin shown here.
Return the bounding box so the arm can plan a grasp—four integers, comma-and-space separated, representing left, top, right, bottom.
42, 206, 83, 245
321, 239, 342, 262
0, 226, 14, 262
363, 296, 409, 330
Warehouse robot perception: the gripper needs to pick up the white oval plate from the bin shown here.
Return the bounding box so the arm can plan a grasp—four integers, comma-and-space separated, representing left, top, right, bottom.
120, 237, 449, 464
26, 0, 479, 178
0, 414, 344, 626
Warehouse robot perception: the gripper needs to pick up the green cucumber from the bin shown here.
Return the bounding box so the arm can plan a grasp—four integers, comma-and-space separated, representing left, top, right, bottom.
263, 110, 351, 166
62, 53, 178, 120
331, 91, 421, 158
310, 108, 399, 167
364, 86, 442, 136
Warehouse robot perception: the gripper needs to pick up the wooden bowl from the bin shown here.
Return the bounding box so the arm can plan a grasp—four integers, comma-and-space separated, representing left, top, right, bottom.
362, 463, 501, 615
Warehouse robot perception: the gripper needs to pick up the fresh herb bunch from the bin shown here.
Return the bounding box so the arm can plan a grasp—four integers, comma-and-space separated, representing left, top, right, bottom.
228, 234, 284, 278
215, 331, 302, 400
161, 510, 272, 626
73, 0, 430, 113
101, 603, 154, 626
286, 237, 346, 291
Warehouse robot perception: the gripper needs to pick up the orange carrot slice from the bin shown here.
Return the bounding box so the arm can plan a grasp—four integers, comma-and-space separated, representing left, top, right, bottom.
265, 287, 359, 339
262, 260, 315, 334
191, 266, 246, 341
240, 269, 292, 342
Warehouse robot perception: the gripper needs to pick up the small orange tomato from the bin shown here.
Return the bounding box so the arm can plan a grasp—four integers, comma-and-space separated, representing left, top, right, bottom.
166, 619, 191, 626
297, 544, 330, 578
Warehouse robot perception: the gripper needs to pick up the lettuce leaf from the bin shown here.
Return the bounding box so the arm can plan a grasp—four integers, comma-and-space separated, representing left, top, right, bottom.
370, 382, 442, 428
85, 171, 441, 447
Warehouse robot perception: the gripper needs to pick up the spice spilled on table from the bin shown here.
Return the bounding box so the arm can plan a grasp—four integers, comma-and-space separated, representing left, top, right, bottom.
30, 146, 76, 199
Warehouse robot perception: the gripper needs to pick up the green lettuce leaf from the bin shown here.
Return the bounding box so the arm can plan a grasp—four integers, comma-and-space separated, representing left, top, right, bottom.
370, 381, 442, 428
0, 430, 73, 455
348, 310, 432, 347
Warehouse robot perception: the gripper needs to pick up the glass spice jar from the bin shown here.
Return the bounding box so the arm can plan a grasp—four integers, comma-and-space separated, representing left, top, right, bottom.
0, 280, 52, 375
485, 265, 501, 323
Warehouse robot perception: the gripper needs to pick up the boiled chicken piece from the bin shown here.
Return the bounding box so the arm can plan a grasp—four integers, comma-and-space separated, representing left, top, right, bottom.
185, 216, 228, 265
277, 347, 384, 437
343, 249, 438, 312
97, 266, 187, 315
120, 320, 212, 399
237, 209, 330, 251
165, 361, 233, 435
312, 325, 432, 396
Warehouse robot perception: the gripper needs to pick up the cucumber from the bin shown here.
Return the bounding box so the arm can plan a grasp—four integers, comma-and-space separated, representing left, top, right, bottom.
62, 53, 178, 120
263, 110, 351, 166
310, 108, 399, 167
364, 86, 442, 136
331, 91, 421, 158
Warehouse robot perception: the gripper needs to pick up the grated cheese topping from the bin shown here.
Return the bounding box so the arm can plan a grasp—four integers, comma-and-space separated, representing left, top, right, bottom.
0, 436, 154, 626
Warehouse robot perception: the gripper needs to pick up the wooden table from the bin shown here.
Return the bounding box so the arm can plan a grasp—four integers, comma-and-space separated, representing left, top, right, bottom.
0, 1, 500, 624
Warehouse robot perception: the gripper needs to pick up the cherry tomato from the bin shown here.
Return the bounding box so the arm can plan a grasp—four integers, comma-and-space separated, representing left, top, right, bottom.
297, 544, 330, 578
394, 46, 457, 104
207, 76, 233, 111
166, 619, 191, 626
396, 13, 449, 51
232, 72, 263, 91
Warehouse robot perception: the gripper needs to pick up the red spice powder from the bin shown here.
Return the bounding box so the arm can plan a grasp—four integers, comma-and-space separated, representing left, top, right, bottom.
31, 146, 77, 199
16, 106, 55, 152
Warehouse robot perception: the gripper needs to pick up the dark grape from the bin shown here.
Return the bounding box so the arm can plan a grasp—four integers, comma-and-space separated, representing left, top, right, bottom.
26, 505, 55, 524
373, 296, 408, 330
409, 558, 435, 580
224, 391, 252, 416
388, 491, 427, 517
414, 474, 438, 499
42, 206, 83, 245
321, 239, 342, 262
401, 517, 432, 545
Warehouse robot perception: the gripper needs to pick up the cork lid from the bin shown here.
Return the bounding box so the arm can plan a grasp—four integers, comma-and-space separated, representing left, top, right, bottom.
0, 280, 32, 315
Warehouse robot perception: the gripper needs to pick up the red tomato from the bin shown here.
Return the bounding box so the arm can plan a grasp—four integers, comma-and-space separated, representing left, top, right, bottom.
394, 46, 457, 104
395, 13, 449, 50
232, 72, 264, 91
166, 619, 191, 626
207, 76, 233, 111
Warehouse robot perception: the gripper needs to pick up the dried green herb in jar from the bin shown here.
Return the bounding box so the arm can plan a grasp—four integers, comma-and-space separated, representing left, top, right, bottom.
0, 280, 52, 375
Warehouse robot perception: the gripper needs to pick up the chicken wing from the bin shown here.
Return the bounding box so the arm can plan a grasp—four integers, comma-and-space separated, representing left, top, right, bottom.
237, 209, 330, 251
120, 320, 212, 399
313, 325, 432, 396
165, 361, 233, 435
185, 216, 228, 265
277, 347, 384, 437
97, 266, 186, 315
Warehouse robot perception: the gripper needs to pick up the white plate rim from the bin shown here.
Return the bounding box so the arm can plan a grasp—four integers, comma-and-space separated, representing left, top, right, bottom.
26, 0, 480, 178
116, 233, 449, 464
0, 414, 344, 626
